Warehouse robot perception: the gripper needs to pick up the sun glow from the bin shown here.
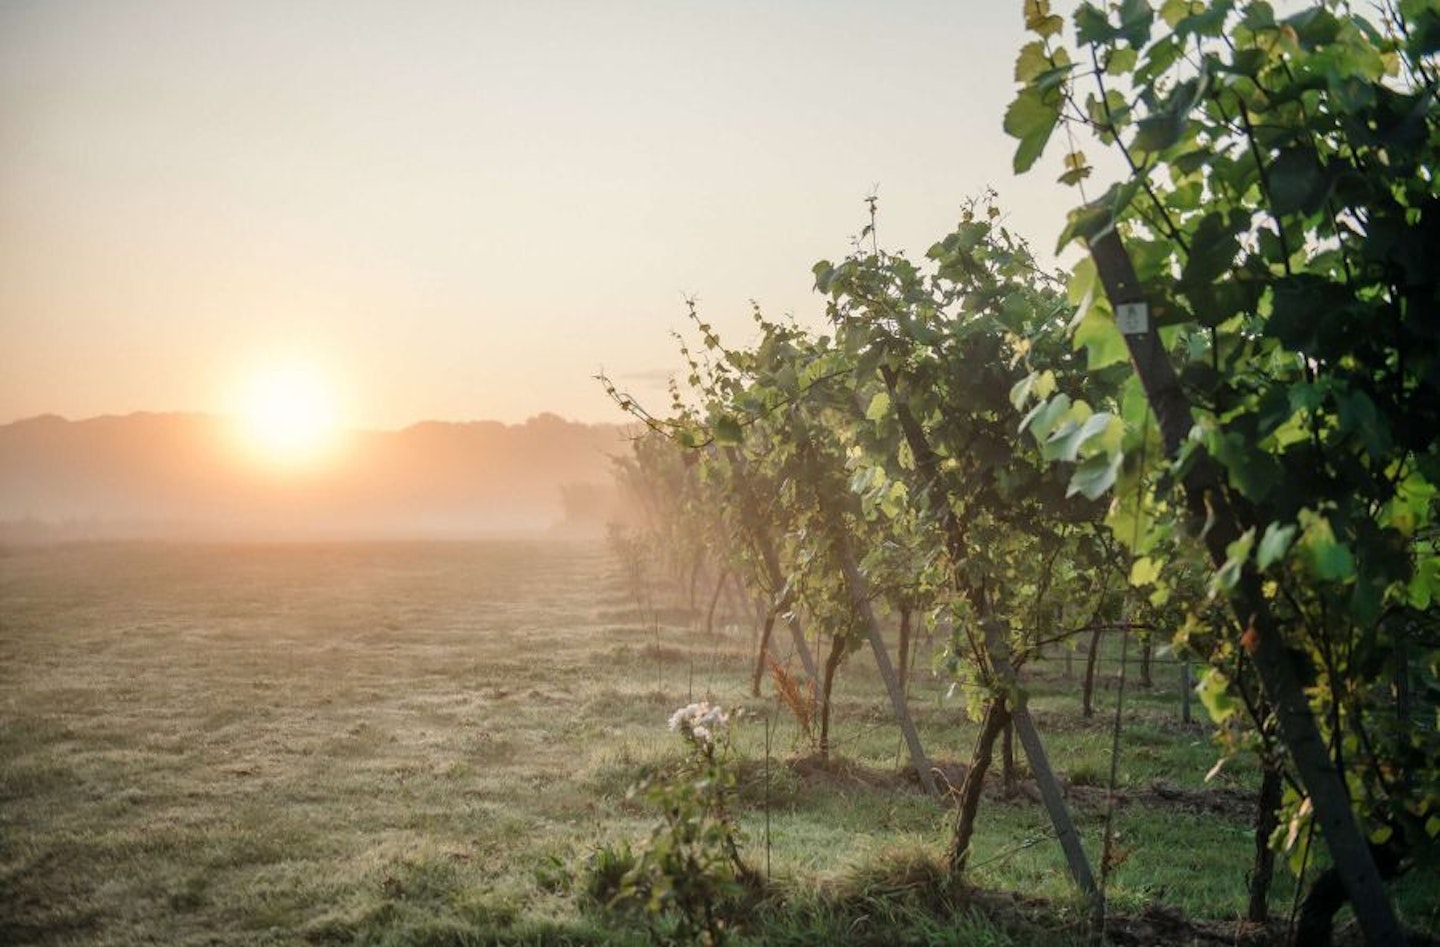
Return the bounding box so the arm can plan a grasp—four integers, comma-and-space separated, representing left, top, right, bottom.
234, 363, 341, 467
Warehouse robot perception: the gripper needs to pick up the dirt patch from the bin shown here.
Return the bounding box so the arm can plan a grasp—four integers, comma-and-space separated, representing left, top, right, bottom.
1103, 903, 1279, 946
959, 886, 1287, 946
969, 887, 1440, 947
777, 754, 1256, 821
786, 752, 916, 793
1068, 779, 1255, 820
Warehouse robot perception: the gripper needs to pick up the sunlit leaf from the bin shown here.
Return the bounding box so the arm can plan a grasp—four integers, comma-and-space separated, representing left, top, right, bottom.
1025, 0, 1064, 37
1196, 668, 1238, 723
1005, 86, 1062, 173
1073, 307, 1129, 370
1130, 555, 1162, 586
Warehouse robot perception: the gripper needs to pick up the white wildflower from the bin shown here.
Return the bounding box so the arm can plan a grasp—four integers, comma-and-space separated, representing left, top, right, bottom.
668, 703, 701, 733
667, 700, 732, 748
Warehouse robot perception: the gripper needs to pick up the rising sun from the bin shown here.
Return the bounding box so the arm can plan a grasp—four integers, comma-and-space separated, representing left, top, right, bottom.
234, 363, 341, 467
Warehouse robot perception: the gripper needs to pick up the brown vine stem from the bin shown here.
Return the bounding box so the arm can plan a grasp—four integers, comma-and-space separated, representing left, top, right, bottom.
1086, 45, 1191, 255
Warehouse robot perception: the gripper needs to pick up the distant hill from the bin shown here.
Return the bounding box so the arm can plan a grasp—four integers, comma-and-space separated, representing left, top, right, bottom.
0, 412, 631, 541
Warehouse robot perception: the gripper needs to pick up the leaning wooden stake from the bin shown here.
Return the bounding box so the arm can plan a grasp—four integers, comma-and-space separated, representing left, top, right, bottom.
986, 621, 1101, 916
797, 431, 938, 796
824, 502, 939, 797
1089, 229, 1405, 946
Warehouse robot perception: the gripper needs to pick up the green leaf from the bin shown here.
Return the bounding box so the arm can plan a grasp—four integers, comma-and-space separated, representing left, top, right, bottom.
1010, 372, 1037, 410
1010, 369, 1057, 410
1105, 46, 1139, 76
1298, 511, 1355, 582
1210, 527, 1255, 596
1132, 76, 1204, 154
1336, 386, 1391, 459
1073, 307, 1129, 370
1214, 431, 1283, 502
1067, 255, 1099, 312
1382, 471, 1436, 537
1058, 149, 1093, 187
1130, 555, 1162, 587
1181, 212, 1239, 286
1257, 522, 1297, 569
1075, 3, 1117, 45
712, 414, 743, 446
1034, 62, 1077, 95
1005, 86, 1062, 173
812, 260, 836, 294
1118, 0, 1155, 48
1196, 668, 1238, 723
1159, 0, 1190, 28
864, 390, 891, 423
1055, 179, 1141, 252
1410, 556, 1439, 610
1025, 0, 1064, 37
1268, 147, 1332, 216
1068, 450, 1123, 499
1046, 410, 1114, 463
1014, 41, 1051, 83
1405, 7, 1440, 56
1020, 393, 1072, 440
1283, 6, 1341, 49
1173, 0, 1232, 40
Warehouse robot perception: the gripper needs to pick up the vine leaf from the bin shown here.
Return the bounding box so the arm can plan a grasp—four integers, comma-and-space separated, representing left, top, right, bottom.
1268, 147, 1332, 216
712, 415, 744, 446
1067, 450, 1122, 499
1006, 86, 1062, 173
1256, 521, 1297, 570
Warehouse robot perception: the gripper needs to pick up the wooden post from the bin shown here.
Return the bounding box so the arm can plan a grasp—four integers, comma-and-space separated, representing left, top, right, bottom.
986, 620, 1101, 916
1181, 660, 1193, 725
796, 431, 939, 796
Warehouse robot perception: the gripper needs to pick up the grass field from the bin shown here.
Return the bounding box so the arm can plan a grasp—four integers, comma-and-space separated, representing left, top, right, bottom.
2, 540, 1435, 945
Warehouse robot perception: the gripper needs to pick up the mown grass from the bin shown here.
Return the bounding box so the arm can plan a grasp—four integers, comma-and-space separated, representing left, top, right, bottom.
1, 540, 1435, 945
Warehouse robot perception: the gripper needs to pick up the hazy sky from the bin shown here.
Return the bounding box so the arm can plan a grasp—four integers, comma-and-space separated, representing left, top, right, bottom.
1, 1, 1093, 429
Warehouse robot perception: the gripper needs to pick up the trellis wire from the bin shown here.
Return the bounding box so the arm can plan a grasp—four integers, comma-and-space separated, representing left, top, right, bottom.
1098, 401, 1153, 926
968, 825, 1058, 871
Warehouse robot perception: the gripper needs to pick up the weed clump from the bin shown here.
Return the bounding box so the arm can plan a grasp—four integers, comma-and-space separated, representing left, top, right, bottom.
581, 702, 754, 945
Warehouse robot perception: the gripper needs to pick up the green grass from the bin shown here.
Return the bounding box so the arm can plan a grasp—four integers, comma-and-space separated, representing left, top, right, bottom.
1, 540, 1435, 945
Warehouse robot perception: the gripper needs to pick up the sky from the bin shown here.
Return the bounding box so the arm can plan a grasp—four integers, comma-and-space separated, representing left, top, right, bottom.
1, 1, 1095, 430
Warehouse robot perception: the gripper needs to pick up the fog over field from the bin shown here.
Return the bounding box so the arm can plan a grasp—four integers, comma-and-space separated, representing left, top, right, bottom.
0, 413, 630, 541
0, 538, 1298, 945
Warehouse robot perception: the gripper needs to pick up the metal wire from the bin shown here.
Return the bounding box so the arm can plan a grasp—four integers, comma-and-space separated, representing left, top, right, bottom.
1099, 402, 1153, 918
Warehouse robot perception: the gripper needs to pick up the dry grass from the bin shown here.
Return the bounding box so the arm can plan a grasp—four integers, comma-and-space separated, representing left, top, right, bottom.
1, 540, 669, 945
3, 540, 1434, 945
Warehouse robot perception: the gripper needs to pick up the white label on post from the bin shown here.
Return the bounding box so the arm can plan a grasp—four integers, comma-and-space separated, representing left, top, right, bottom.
1116, 301, 1150, 336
